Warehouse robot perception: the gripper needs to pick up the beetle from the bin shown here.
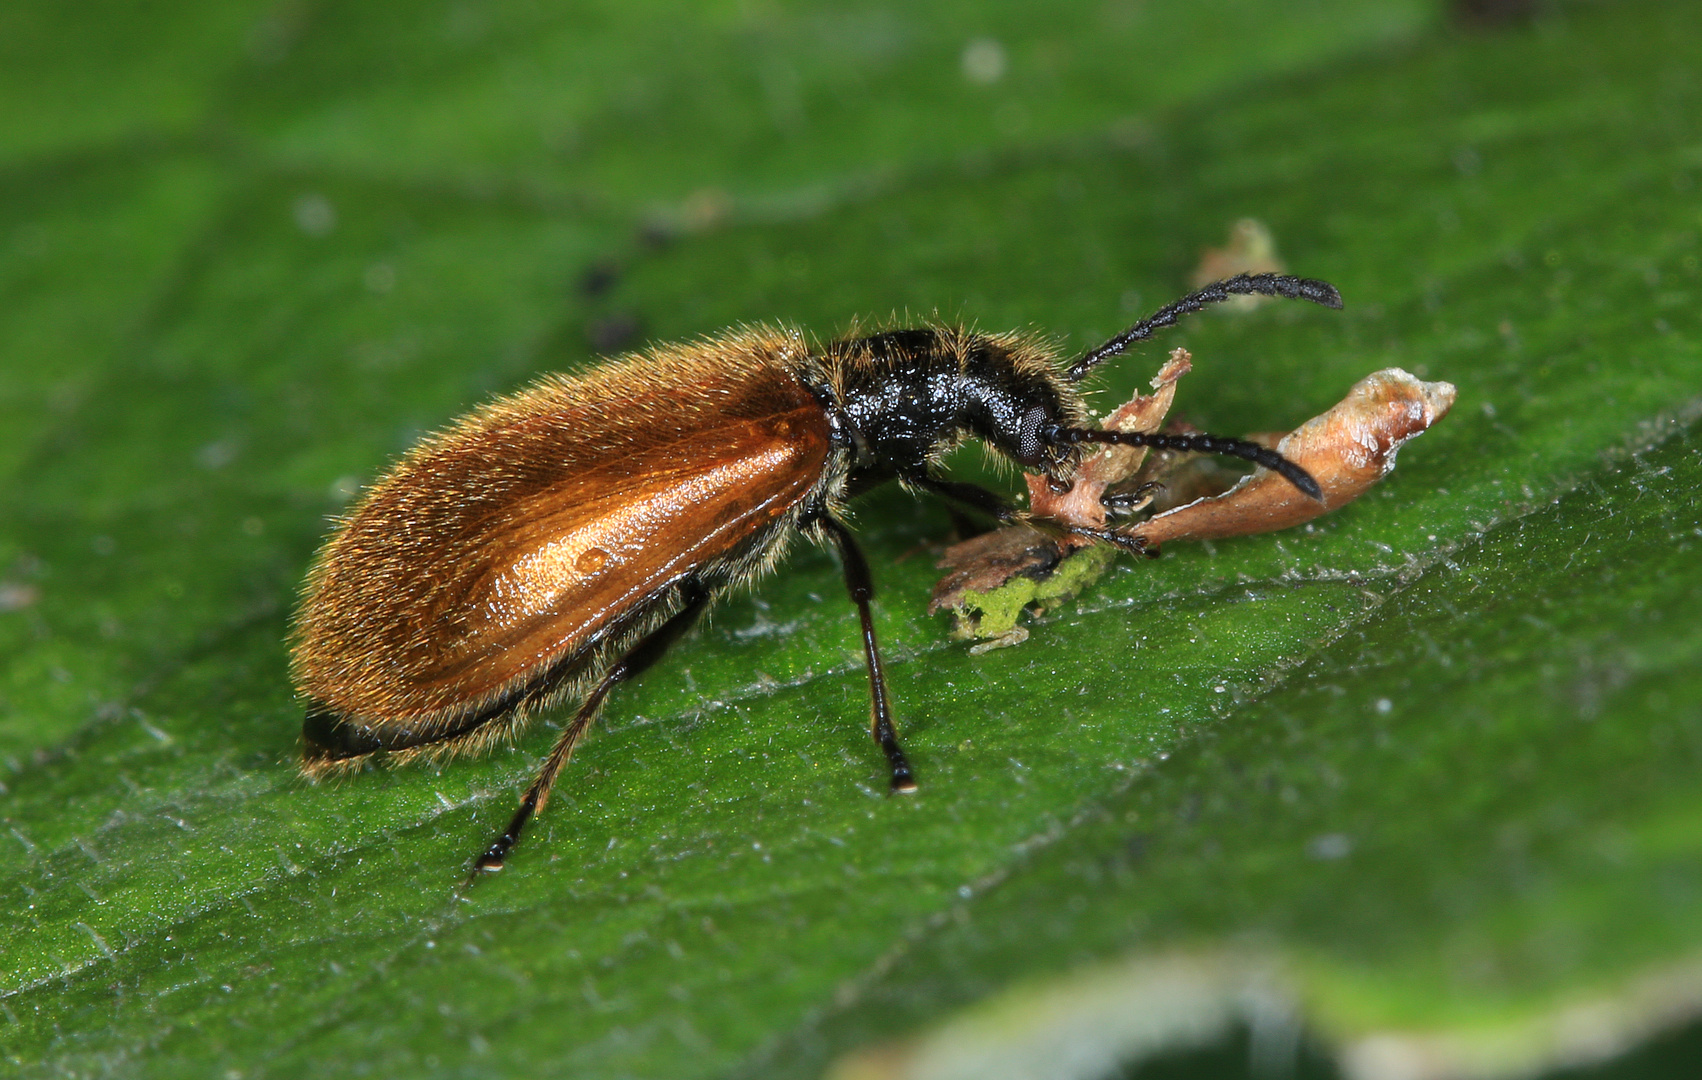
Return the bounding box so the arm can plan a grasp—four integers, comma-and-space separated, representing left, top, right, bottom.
290, 272, 1340, 876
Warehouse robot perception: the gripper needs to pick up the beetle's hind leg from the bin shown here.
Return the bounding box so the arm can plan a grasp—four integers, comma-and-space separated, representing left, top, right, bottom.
466, 580, 710, 883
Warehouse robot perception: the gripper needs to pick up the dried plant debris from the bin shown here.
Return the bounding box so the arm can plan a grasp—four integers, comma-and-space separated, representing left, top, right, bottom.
1190, 220, 1286, 311
931, 353, 1456, 645
1136, 367, 1456, 547
0, 581, 40, 611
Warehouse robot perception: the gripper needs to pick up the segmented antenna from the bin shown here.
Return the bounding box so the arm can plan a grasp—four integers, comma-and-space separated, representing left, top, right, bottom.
1049, 427, 1324, 501
1067, 273, 1343, 383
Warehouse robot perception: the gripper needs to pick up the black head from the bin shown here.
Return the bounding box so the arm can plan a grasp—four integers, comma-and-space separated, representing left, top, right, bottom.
822, 327, 1087, 483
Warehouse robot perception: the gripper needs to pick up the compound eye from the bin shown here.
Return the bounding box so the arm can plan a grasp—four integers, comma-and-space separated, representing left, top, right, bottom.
1016, 405, 1050, 466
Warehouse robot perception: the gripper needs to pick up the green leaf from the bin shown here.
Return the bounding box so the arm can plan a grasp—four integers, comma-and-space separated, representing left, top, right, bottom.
3, 2, 1700, 1079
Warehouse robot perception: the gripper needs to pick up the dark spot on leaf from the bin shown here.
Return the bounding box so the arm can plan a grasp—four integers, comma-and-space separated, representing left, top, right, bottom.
588, 314, 643, 353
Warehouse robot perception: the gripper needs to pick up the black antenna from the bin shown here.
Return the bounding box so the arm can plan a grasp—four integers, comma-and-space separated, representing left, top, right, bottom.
1067, 273, 1343, 383
1049, 427, 1323, 500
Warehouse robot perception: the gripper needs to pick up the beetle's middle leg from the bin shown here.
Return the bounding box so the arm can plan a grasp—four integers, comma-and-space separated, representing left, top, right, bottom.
811, 513, 917, 793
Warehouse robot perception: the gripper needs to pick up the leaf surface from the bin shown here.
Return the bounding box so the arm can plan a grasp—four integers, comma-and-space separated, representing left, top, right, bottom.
2, 3, 1700, 1078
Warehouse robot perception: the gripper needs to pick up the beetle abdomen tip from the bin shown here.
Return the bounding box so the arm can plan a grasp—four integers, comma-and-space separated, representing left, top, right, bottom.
302, 704, 386, 764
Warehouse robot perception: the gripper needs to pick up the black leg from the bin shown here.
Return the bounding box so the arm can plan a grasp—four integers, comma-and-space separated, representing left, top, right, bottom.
1101, 481, 1166, 516
813, 514, 916, 793
909, 475, 1022, 525
916, 473, 1167, 555
465, 580, 710, 884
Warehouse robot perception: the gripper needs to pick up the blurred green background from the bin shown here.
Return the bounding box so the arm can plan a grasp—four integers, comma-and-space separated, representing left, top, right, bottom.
2, 1, 1700, 1078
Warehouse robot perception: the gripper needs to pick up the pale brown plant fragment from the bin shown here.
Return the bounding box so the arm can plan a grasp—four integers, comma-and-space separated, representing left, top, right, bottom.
931, 361, 1456, 642
0, 582, 40, 611
1133, 367, 1456, 550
